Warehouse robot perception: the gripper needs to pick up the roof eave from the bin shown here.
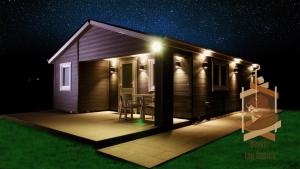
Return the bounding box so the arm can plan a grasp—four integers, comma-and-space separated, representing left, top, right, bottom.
47, 21, 91, 64
89, 20, 157, 42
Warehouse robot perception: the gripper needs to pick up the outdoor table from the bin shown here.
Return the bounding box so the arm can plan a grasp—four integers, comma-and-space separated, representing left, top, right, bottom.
132, 93, 154, 120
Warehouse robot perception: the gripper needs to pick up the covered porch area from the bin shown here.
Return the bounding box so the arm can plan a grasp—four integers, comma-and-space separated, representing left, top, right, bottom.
78, 53, 158, 125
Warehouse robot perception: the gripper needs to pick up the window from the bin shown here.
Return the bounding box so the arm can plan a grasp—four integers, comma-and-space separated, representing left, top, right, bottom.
122, 63, 133, 88
212, 62, 228, 91
148, 59, 155, 91
60, 62, 71, 91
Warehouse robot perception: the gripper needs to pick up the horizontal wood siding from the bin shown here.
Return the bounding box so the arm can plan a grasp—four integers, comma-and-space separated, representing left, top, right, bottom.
53, 42, 78, 113
173, 54, 192, 119
109, 62, 118, 111
193, 54, 211, 119
79, 60, 109, 112
193, 55, 252, 119
79, 27, 148, 61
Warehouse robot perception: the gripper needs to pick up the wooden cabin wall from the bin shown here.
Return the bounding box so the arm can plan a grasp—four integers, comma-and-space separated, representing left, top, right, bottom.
173, 54, 193, 119
78, 27, 148, 61
53, 41, 79, 113
78, 60, 109, 112
137, 55, 150, 94
193, 55, 252, 119
193, 54, 211, 119
109, 61, 119, 111
137, 55, 156, 92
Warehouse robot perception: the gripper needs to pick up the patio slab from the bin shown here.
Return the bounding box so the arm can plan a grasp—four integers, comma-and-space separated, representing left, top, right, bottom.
98, 112, 248, 168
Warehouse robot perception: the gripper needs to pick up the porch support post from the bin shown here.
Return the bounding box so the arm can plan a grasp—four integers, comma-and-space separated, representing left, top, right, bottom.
154, 48, 174, 129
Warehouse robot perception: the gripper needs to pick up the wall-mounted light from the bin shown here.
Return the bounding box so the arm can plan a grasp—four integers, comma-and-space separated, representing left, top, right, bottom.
202, 49, 213, 57
234, 66, 239, 74
109, 67, 116, 74
150, 41, 163, 53
139, 65, 145, 71
202, 61, 209, 70
252, 63, 259, 69
234, 58, 242, 64
175, 60, 182, 69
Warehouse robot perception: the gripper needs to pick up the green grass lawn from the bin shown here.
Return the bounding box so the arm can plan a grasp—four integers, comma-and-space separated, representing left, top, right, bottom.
1, 111, 299, 169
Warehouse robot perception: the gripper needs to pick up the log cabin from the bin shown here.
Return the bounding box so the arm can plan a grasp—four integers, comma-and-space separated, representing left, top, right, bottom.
48, 20, 256, 129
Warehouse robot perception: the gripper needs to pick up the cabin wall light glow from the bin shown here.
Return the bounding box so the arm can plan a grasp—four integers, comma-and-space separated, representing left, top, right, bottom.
150, 41, 163, 53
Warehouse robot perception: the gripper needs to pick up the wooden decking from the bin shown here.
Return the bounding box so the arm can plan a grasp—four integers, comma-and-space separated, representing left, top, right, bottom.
98, 112, 248, 168
5, 111, 188, 144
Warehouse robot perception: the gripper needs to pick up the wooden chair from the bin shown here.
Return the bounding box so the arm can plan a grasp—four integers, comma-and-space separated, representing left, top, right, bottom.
145, 96, 155, 119
119, 94, 142, 121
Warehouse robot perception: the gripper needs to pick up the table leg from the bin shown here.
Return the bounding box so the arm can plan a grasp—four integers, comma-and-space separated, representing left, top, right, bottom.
141, 96, 145, 120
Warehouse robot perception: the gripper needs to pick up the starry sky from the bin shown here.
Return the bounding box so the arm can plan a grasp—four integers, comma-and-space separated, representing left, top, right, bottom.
1, 0, 299, 112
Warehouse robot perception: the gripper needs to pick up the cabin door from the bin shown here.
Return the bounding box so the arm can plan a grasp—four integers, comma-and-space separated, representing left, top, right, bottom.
118, 57, 137, 106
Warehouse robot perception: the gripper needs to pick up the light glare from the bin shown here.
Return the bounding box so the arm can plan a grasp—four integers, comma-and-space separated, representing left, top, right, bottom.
234, 58, 242, 63
202, 49, 213, 56
151, 41, 162, 53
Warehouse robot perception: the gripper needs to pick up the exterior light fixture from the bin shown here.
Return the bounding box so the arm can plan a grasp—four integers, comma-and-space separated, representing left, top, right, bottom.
109, 67, 116, 74
234, 58, 242, 64
202, 61, 209, 70
252, 64, 259, 69
175, 60, 182, 69
202, 49, 213, 57
234, 66, 239, 74
199, 54, 207, 62
150, 41, 163, 53
139, 65, 145, 71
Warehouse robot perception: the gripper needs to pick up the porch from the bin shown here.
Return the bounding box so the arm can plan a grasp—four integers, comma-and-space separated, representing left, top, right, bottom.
7, 111, 189, 143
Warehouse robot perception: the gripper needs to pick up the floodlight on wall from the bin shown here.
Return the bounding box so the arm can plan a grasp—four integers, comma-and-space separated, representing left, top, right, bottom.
109, 67, 116, 74
150, 41, 163, 53
175, 60, 182, 69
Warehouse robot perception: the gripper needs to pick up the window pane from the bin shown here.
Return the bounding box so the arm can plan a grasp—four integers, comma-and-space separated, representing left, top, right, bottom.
122, 63, 132, 88
63, 67, 70, 86
213, 65, 219, 86
221, 65, 227, 86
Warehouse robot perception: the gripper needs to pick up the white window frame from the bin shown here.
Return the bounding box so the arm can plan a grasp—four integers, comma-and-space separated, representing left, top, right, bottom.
60, 62, 71, 91
148, 59, 155, 92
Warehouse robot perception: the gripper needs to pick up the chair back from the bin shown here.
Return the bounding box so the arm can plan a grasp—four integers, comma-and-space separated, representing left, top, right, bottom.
120, 94, 132, 107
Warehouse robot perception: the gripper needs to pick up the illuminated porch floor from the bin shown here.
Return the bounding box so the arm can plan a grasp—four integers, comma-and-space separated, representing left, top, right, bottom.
6, 111, 188, 142
98, 112, 247, 168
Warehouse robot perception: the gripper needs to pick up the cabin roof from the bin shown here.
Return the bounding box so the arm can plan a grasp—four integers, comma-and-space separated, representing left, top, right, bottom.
48, 20, 254, 65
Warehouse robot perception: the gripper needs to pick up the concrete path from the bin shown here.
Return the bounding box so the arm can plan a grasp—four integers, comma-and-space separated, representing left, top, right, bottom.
98, 112, 246, 168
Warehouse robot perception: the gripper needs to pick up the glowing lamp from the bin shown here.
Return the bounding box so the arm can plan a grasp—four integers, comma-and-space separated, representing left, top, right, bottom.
234, 66, 239, 74
109, 67, 116, 74
150, 41, 163, 53
234, 58, 242, 64
202, 61, 209, 70
202, 49, 213, 57
252, 64, 259, 69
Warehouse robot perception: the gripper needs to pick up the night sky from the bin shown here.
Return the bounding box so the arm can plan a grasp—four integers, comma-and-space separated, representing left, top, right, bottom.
1, 0, 299, 112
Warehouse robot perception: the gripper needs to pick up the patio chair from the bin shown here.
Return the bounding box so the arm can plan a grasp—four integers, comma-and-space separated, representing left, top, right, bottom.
145, 96, 155, 119
119, 94, 142, 121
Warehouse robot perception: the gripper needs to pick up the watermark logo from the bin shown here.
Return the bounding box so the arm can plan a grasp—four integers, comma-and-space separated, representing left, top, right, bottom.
244, 140, 277, 160
240, 65, 281, 142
